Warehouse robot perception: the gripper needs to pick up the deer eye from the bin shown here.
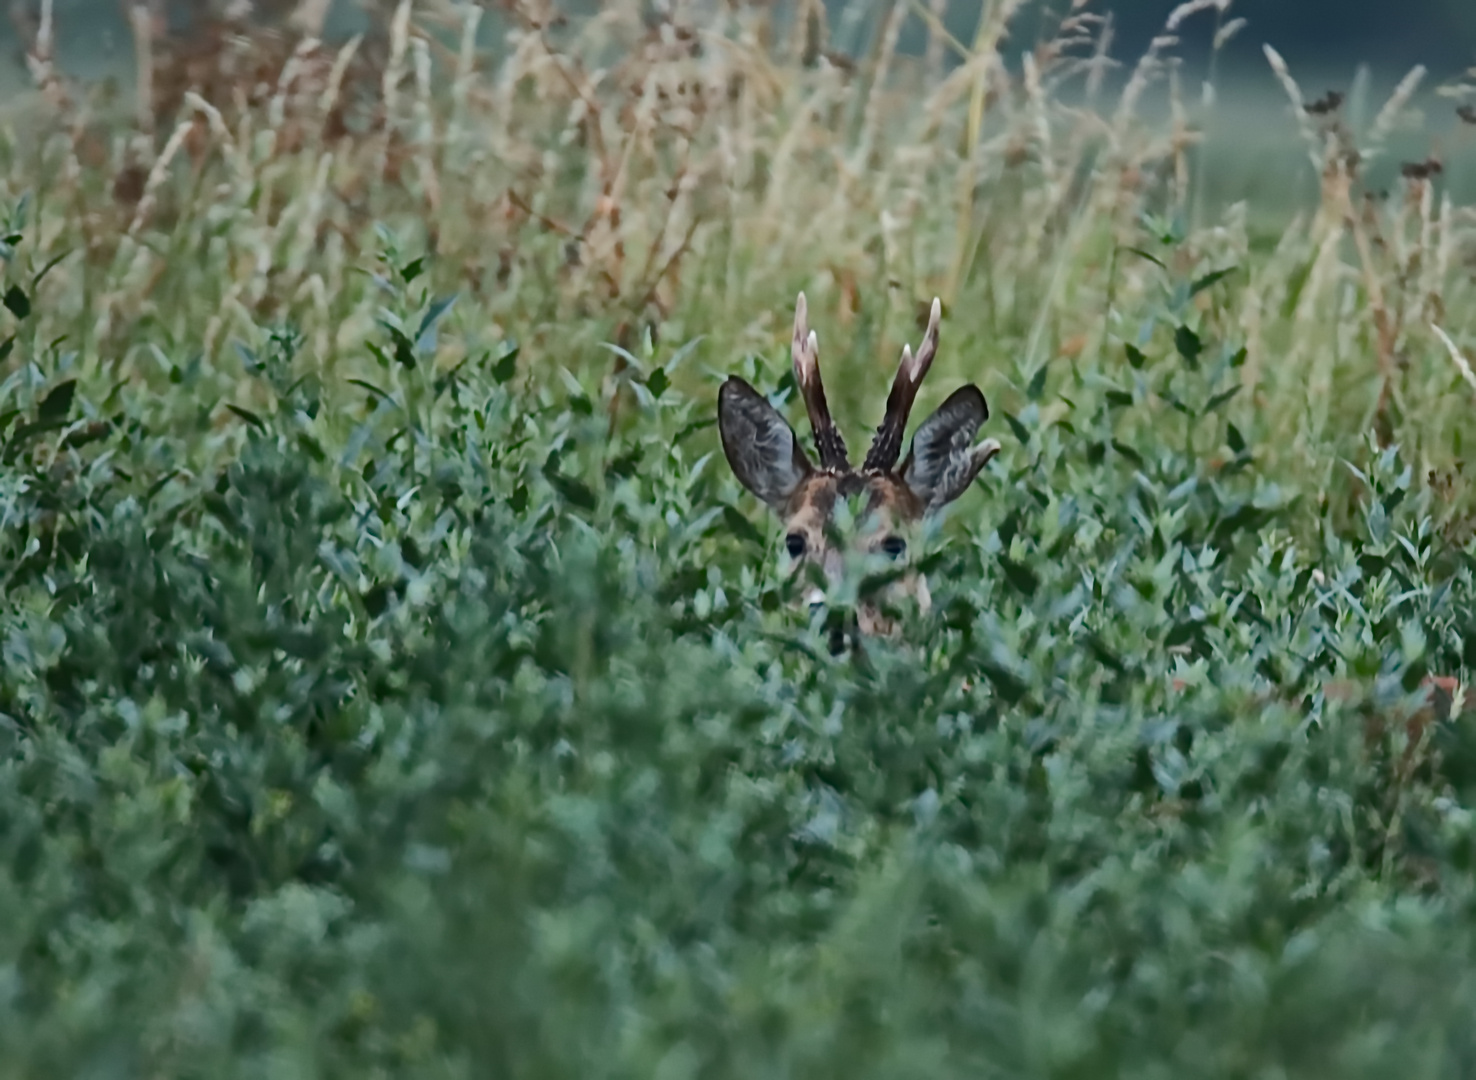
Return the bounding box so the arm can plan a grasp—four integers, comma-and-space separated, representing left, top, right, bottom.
784, 532, 807, 559
880, 536, 907, 559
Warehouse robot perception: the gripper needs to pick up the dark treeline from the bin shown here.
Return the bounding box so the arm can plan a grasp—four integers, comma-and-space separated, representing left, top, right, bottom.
842, 0, 1474, 81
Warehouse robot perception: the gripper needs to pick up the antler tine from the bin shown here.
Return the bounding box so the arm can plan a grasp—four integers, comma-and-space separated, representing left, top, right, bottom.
791, 292, 850, 471
863, 297, 942, 473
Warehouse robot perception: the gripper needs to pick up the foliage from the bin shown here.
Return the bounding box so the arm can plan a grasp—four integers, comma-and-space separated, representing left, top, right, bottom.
2, 2, 1476, 1077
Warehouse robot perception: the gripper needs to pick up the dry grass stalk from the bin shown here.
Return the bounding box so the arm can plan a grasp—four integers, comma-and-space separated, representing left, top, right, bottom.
376, 0, 415, 181
130, 3, 157, 137
1431, 324, 1476, 396
411, 36, 442, 220
1262, 44, 1325, 172
1363, 66, 1427, 166
853, 0, 907, 171
126, 115, 195, 235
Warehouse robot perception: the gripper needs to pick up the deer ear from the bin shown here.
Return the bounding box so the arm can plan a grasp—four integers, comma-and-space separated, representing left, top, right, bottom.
899, 384, 999, 512
718, 377, 813, 511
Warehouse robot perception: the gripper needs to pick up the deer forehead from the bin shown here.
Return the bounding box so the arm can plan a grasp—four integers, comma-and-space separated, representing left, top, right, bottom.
783, 472, 923, 536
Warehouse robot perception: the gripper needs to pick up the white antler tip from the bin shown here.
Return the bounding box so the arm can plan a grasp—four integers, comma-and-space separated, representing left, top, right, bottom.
793, 292, 810, 348
931, 297, 942, 320
807, 330, 818, 352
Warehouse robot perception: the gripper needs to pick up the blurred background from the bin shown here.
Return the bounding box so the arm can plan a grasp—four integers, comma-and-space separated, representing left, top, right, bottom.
2, 0, 1472, 84
0, 0, 1472, 215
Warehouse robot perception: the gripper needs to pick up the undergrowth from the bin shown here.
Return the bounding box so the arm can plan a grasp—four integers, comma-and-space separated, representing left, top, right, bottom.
3, 0, 1476, 1076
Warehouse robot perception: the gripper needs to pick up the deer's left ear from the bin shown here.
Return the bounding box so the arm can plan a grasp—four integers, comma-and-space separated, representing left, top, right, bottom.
718, 376, 813, 511
899, 385, 1000, 512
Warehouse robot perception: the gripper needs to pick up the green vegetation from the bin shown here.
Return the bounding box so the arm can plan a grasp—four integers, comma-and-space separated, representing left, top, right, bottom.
3, 1, 1476, 1075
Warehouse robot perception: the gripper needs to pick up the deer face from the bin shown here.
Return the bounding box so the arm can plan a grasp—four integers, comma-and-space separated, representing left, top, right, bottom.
718, 292, 999, 642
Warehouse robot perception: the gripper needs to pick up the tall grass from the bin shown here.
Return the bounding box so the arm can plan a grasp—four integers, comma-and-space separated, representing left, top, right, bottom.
2, 0, 1473, 487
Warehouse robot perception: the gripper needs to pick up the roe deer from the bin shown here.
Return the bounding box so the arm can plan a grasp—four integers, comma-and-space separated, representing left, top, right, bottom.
717, 292, 1000, 644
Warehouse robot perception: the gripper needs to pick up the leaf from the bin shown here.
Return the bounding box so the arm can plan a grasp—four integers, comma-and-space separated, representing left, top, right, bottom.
1203, 386, 1240, 414
1105, 389, 1134, 408
3, 284, 30, 319
599, 341, 642, 368
977, 658, 1029, 705
362, 582, 391, 617
1228, 345, 1248, 368
545, 469, 598, 511
605, 446, 644, 480
0, 334, 12, 362
1281, 258, 1313, 318
1085, 633, 1126, 674
1164, 620, 1202, 649
1190, 266, 1238, 297
665, 335, 705, 372
32, 249, 71, 288
62, 420, 110, 449
37, 379, 75, 422
1026, 363, 1049, 401
1174, 324, 1202, 368
1125, 343, 1147, 369
722, 505, 765, 548
674, 416, 716, 444
348, 377, 393, 403
225, 404, 268, 431
1226, 423, 1246, 454
999, 555, 1039, 597
416, 293, 458, 343
1124, 246, 1167, 270
647, 368, 669, 397
145, 470, 181, 504
401, 256, 426, 283
1003, 412, 1030, 445
235, 341, 261, 372
492, 345, 520, 384
202, 491, 243, 535
3, 419, 67, 458
389, 326, 417, 368
1212, 503, 1275, 546
1111, 440, 1144, 467
434, 355, 472, 398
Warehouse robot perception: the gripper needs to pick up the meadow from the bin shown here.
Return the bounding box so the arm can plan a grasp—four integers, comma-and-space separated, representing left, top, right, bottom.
4, 0, 1476, 1075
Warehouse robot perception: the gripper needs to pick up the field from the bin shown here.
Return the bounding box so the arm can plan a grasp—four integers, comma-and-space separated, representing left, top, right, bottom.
5, 0, 1476, 1075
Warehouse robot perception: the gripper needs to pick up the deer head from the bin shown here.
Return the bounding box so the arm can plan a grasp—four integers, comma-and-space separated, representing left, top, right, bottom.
718, 292, 1000, 642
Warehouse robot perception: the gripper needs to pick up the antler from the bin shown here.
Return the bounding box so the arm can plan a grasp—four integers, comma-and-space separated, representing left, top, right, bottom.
791, 292, 850, 472
863, 297, 942, 473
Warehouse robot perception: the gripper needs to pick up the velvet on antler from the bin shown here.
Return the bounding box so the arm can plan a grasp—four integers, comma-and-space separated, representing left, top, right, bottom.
791, 292, 850, 472
863, 297, 942, 474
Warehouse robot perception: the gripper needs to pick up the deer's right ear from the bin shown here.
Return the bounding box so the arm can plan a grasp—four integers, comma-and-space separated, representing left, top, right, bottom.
718, 376, 812, 512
